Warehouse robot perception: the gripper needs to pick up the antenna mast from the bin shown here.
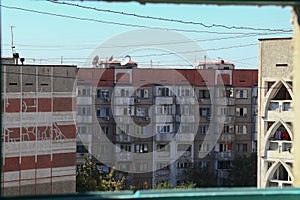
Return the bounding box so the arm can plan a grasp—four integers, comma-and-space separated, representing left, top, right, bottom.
10, 26, 16, 56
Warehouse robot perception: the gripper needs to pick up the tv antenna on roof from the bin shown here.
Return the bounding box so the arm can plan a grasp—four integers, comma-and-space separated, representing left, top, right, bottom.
120, 55, 131, 66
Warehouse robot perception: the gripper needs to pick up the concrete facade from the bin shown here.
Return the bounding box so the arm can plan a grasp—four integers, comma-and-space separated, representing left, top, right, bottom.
1, 63, 77, 196
76, 61, 258, 189
257, 38, 294, 188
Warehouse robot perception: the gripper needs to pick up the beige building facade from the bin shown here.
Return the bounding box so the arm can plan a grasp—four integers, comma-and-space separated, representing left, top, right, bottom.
257, 38, 294, 187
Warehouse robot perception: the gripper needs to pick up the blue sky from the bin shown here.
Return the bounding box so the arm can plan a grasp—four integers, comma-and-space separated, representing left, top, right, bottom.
1, 0, 293, 68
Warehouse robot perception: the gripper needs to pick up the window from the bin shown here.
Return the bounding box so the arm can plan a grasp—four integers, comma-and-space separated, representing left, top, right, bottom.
101, 126, 109, 135
136, 126, 149, 135
78, 106, 91, 116
199, 144, 210, 152
136, 107, 148, 117
156, 105, 173, 115
78, 86, 90, 96
219, 143, 230, 152
180, 123, 194, 133
179, 87, 192, 96
97, 107, 109, 117
78, 125, 91, 134
97, 89, 109, 98
135, 162, 148, 172
136, 88, 149, 98
236, 107, 248, 116
156, 144, 170, 152
201, 161, 207, 169
200, 107, 210, 117
177, 161, 192, 169
236, 89, 248, 99
156, 162, 169, 170
223, 124, 234, 134
219, 107, 234, 116
157, 87, 170, 97
177, 144, 191, 152
120, 144, 131, 152
77, 145, 88, 154
199, 89, 210, 99
217, 87, 233, 98
156, 124, 171, 133
117, 124, 130, 135
283, 102, 292, 111
135, 144, 149, 153
236, 125, 247, 134
269, 102, 279, 111
120, 88, 130, 97
199, 125, 209, 134
236, 143, 248, 153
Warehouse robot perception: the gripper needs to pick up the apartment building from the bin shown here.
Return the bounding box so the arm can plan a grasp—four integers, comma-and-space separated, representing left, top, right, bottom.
1, 58, 77, 196
76, 60, 258, 189
257, 38, 294, 188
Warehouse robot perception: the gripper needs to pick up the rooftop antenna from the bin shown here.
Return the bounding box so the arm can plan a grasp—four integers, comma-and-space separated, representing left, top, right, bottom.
120, 55, 131, 66
10, 26, 16, 55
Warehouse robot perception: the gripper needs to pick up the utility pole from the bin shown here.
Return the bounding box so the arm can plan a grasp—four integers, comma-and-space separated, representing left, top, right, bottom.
10, 26, 15, 56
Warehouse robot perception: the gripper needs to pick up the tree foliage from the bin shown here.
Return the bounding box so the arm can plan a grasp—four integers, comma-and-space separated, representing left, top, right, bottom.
229, 152, 257, 187
154, 181, 196, 189
76, 157, 125, 192
187, 165, 217, 187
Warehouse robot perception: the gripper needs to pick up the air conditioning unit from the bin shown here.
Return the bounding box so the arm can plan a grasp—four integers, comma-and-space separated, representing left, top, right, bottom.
104, 97, 110, 102
135, 98, 141, 103
198, 98, 203, 102
207, 116, 211, 121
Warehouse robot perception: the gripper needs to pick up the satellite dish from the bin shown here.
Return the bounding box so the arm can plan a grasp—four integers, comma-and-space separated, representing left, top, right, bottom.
92, 55, 99, 66
120, 55, 131, 66
108, 55, 113, 61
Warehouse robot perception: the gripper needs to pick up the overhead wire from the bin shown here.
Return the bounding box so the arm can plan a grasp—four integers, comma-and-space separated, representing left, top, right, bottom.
0, 4, 264, 35
48, 0, 292, 33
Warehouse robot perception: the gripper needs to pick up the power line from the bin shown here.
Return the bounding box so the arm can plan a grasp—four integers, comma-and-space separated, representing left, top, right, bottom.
0, 4, 285, 35
48, 0, 292, 33
0, 32, 290, 50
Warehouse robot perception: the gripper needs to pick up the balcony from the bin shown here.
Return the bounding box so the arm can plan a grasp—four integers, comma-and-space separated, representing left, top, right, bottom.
77, 96, 92, 105
156, 151, 171, 157
155, 115, 174, 123
175, 133, 194, 141
267, 100, 293, 121
116, 135, 132, 142
155, 169, 171, 177
219, 134, 235, 142
175, 115, 195, 123
113, 97, 134, 105
215, 98, 235, 106
155, 97, 173, 105
116, 152, 132, 161
77, 115, 92, 123
266, 141, 293, 161
176, 97, 196, 105
177, 151, 192, 158
176, 168, 190, 176
215, 151, 234, 160
155, 133, 174, 141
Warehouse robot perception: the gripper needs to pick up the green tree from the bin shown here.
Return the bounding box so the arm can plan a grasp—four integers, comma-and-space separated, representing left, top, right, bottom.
155, 181, 173, 189
186, 164, 217, 187
229, 152, 257, 187
175, 182, 196, 189
76, 157, 125, 192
